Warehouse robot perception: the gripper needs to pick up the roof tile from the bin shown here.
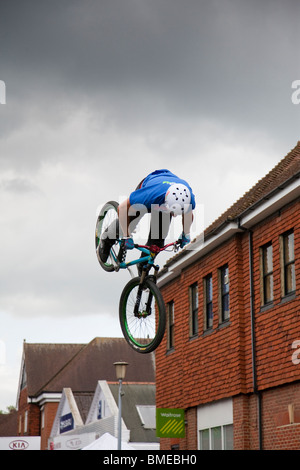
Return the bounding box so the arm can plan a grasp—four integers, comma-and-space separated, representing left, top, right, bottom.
23, 338, 155, 397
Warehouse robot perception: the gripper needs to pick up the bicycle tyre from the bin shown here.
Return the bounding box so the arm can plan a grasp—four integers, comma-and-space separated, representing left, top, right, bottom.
95, 200, 122, 272
119, 276, 166, 353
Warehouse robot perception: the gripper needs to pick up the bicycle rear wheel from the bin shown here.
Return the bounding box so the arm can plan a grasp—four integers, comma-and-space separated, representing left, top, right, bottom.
119, 277, 166, 353
95, 201, 122, 272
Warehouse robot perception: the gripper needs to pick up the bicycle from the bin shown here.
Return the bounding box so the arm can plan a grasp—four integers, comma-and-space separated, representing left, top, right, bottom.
95, 201, 180, 354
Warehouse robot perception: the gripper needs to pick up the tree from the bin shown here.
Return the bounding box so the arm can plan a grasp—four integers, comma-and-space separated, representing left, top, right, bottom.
0, 406, 16, 414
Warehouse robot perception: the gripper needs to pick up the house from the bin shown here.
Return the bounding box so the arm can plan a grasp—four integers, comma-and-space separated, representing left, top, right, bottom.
156, 141, 300, 450
16, 337, 156, 450
49, 381, 158, 450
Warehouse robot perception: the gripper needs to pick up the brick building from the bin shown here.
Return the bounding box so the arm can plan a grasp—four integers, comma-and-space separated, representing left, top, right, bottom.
16, 337, 155, 450
157, 141, 300, 450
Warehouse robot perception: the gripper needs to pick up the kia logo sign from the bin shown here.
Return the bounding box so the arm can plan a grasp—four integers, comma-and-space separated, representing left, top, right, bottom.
9, 440, 29, 450
66, 438, 82, 449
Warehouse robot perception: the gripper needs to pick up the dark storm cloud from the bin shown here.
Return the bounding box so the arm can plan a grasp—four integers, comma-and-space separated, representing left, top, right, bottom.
0, 0, 299, 314
1, 0, 300, 409
1, 0, 299, 131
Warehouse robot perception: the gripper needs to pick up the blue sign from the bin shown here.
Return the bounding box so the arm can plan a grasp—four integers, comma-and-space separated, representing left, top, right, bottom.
60, 413, 74, 434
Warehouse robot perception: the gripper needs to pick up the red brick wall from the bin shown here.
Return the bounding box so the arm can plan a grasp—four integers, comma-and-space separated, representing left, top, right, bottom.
233, 383, 300, 450
41, 402, 59, 450
156, 233, 253, 410
252, 202, 300, 390
261, 384, 300, 449
157, 199, 300, 449
233, 394, 260, 450
17, 387, 59, 449
17, 388, 40, 436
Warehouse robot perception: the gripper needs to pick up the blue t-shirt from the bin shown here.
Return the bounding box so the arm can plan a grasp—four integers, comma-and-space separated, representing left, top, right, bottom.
129, 169, 196, 211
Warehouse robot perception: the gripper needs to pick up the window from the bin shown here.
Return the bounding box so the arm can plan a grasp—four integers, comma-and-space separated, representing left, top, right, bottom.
261, 243, 273, 305
281, 230, 296, 296
41, 407, 45, 429
198, 399, 233, 450
167, 301, 175, 350
204, 274, 213, 330
189, 283, 198, 336
24, 410, 28, 434
20, 366, 27, 390
219, 265, 230, 322
199, 424, 233, 450
136, 405, 156, 429
97, 400, 105, 419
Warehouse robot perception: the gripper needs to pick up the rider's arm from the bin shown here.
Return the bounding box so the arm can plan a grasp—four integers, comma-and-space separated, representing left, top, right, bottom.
182, 210, 193, 235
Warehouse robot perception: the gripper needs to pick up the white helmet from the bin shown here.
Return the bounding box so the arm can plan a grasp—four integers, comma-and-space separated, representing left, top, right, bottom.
165, 183, 191, 216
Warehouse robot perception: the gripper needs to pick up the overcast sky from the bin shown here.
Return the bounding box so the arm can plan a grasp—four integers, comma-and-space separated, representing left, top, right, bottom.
0, 0, 299, 409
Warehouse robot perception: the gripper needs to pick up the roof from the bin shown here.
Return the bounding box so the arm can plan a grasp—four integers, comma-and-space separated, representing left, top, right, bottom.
0, 411, 18, 437
22, 342, 84, 396
163, 140, 300, 270
109, 383, 159, 443
73, 392, 94, 423
22, 337, 155, 397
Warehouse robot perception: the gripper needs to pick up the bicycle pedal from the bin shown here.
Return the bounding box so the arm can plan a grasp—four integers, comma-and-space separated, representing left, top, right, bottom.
118, 246, 127, 263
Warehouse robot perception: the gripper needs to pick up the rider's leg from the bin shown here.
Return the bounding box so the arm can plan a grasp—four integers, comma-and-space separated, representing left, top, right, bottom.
147, 210, 172, 247
100, 205, 144, 263
137, 211, 172, 276
117, 198, 131, 237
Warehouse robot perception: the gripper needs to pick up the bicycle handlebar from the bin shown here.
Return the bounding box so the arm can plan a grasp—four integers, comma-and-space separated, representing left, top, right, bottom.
134, 241, 180, 254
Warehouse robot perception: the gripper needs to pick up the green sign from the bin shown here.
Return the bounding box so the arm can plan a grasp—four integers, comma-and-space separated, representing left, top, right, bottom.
156, 408, 185, 438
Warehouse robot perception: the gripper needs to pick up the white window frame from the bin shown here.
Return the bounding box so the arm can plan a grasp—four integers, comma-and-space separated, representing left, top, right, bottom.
199, 423, 233, 450
41, 406, 45, 429
24, 410, 28, 434
197, 398, 233, 450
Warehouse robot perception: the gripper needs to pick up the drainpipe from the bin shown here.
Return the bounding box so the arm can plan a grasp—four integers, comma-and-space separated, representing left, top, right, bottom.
248, 229, 263, 450
238, 221, 262, 449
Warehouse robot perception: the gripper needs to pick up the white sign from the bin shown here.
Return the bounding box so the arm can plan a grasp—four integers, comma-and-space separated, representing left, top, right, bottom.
0, 436, 41, 450
49, 432, 97, 450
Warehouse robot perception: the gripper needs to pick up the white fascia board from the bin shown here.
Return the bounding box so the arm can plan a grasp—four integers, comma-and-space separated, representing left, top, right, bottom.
29, 393, 62, 405
158, 177, 300, 288
238, 177, 300, 229
158, 222, 240, 287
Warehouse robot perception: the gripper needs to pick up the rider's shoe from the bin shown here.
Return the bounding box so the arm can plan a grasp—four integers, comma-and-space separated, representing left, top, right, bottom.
98, 237, 114, 263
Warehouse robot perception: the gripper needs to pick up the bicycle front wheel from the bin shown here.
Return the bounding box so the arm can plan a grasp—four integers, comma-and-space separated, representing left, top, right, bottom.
119, 277, 166, 354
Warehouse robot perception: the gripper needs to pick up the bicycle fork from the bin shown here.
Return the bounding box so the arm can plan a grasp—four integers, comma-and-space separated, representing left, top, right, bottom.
134, 266, 159, 317
134, 285, 149, 317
